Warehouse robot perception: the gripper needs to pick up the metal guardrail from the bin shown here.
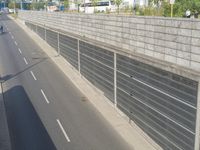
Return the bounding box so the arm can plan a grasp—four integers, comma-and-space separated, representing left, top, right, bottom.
25, 21, 200, 150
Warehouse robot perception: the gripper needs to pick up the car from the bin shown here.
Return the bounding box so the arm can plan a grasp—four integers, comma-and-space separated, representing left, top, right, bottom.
8, 9, 14, 13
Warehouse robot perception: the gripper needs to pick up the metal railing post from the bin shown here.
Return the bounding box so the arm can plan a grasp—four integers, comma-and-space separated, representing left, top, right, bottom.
195, 81, 200, 150
44, 25, 47, 41
114, 52, 117, 108
36, 25, 37, 33
57, 32, 60, 55
78, 39, 80, 73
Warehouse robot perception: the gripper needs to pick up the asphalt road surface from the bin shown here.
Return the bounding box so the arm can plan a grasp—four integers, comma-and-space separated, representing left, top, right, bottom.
0, 14, 133, 150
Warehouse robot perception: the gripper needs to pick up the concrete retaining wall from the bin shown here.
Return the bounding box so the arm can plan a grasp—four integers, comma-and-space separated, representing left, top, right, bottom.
18, 11, 200, 71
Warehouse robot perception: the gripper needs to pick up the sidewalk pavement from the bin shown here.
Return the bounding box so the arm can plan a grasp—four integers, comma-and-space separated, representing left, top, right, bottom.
12, 16, 162, 150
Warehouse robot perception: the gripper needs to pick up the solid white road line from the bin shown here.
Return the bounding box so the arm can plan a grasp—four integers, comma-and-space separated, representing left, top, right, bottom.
18, 48, 22, 54
11, 35, 14, 39
23, 57, 28, 65
40, 89, 50, 104
14, 41, 18, 45
56, 119, 71, 142
30, 71, 37, 80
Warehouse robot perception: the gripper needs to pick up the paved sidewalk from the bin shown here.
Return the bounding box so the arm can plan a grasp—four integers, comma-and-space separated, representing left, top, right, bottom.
13, 16, 161, 150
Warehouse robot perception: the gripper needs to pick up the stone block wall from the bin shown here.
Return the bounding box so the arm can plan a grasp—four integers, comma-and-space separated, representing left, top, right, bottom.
18, 11, 200, 71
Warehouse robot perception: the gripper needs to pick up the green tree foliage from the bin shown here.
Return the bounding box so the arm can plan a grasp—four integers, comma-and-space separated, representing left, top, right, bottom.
8, 2, 20, 9
64, 0, 69, 11
91, 0, 98, 12
163, 0, 200, 17
115, 0, 122, 14
8, 2, 15, 8
30, 2, 45, 10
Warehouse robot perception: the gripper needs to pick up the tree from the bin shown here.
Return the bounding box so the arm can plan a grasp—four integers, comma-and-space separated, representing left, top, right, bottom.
8, 2, 15, 8
115, 0, 122, 14
64, 0, 69, 11
8, 1, 19, 9
163, 0, 200, 17
91, 0, 97, 13
30, 2, 45, 10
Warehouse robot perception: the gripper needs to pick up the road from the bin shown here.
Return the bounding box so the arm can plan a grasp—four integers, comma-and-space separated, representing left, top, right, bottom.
0, 14, 132, 150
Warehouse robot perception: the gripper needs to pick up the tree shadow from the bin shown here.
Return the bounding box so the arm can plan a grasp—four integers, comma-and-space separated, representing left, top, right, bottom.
3, 85, 57, 150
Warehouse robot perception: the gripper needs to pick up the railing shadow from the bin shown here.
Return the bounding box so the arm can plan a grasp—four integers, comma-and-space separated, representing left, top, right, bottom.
0, 57, 48, 83
3, 85, 57, 150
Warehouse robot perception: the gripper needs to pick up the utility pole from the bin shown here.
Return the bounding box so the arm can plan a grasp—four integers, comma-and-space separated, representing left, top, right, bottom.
133, 0, 136, 15
14, 0, 16, 14
21, 0, 23, 10
170, 0, 175, 18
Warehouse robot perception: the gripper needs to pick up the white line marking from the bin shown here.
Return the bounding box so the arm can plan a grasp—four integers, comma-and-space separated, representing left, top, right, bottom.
40, 89, 50, 104
23, 57, 28, 65
9, 32, 11, 35
11, 35, 14, 39
18, 48, 22, 54
30, 71, 37, 80
56, 119, 71, 142
14, 41, 18, 45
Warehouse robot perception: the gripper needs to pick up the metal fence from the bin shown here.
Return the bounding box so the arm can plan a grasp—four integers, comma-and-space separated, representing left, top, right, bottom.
59, 34, 78, 69
25, 22, 199, 150
80, 41, 114, 101
117, 54, 198, 150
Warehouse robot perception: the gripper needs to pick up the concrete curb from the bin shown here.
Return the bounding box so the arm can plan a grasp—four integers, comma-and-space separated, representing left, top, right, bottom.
11, 15, 161, 150
0, 82, 11, 150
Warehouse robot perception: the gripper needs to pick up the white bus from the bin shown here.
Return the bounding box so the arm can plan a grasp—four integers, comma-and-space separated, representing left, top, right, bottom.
80, 0, 116, 13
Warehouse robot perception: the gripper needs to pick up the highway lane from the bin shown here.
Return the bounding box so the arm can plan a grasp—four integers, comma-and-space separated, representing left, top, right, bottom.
0, 16, 57, 150
0, 14, 133, 150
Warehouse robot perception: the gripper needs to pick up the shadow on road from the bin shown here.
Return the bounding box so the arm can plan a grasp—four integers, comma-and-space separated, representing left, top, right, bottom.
3, 85, 57, 150
0, 57, 48, 83
0, 15, 12, 21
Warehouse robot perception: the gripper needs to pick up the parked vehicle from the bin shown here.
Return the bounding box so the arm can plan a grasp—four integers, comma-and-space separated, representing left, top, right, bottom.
8, 9, 14, 13
80, 0, 116, 13
47, 2, 59, 12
